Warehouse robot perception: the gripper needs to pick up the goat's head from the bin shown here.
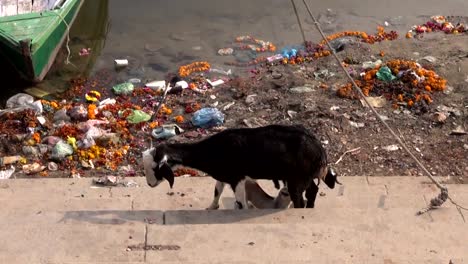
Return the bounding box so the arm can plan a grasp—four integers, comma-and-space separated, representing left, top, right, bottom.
142, 146, 175, 188
324, 167, 341, 189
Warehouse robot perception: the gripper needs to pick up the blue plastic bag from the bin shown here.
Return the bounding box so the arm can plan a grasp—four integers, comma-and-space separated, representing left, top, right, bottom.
191, 108, 225, 128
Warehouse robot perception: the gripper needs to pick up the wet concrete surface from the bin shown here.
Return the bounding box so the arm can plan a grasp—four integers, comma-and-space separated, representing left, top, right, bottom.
1, 0, 468, 104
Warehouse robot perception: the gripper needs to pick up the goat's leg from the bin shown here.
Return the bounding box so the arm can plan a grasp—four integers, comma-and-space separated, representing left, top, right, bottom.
288, 185, 305, 208
206, 181, 225, 210
233, 179, 248, 209
305, 182, 319, 208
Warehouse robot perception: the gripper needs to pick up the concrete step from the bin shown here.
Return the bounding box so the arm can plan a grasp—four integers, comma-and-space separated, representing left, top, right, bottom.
0, 176, 466, 263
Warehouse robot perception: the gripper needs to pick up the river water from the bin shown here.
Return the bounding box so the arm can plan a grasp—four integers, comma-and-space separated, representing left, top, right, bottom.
1, 0, 467, 105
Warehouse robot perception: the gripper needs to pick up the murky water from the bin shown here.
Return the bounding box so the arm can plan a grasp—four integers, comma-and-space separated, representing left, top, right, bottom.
1, 0, 467, 105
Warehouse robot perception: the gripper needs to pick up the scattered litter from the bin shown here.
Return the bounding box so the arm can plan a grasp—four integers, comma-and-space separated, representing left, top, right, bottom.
191, 108, 225, 128
290, 86, 314, 93
217, 48, 234, 56
1, 93, 43, 115
267, 54, 283, 62
146, 80, 166, 90
437, 105, 461, 117
0, 166, 15, 179
128, 78, 141, 84
243, 117, 268, 128
114, 59, 129, 68
51, 141, 74, 161
175, 80, 189, 89
313, 69, 335, 80
450, 126, 467, 136
0, 155, 21, 166
383, 145, 400, 151
152, 124, 184, 139
22, 163, 46, 174
330, 106, 340, 111
126, 110, 151, 124
287, 110, 298, 119
112, 82, 134, 95
223, 102, 235, 111
207, 79, 225, 87
93, 175, 138, 187
360, 96, 386, 108
79, 48, 91, 56
245, 94, 257, 104
47, 162, 58, 171
362, 60, 382, 69
421, 56, 437, 63
209, 68, 232, 76
432, 112, 447, 123
349, 121, 365, 128
85, 90, 101, 102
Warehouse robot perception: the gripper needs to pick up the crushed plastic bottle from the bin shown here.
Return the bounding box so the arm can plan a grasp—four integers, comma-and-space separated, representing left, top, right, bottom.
191, 108, 225, 128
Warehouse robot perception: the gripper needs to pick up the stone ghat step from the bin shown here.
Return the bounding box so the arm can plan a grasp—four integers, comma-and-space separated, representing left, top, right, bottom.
0, 221, 466, 263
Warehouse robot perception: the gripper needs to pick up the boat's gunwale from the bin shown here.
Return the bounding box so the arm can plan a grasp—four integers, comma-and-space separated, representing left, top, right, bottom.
0, 0, 83, 82
0, 0, 77, 47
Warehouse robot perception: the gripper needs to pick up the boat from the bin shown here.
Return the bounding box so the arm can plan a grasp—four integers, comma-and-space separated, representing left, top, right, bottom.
0, 0, 84, 83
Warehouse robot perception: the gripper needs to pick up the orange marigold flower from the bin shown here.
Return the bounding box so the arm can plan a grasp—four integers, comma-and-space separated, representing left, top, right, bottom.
174, 115, 185, 123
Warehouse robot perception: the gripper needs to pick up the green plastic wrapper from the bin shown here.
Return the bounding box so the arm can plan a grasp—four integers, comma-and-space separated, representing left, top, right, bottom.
376, 66, 396, 81
127, 110, 151, 124
112, 82, 134, 95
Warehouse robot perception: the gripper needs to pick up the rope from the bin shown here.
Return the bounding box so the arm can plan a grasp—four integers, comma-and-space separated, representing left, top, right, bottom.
294, 0, 468, 215
45, 11, 77, 69
290, 0, 307, 45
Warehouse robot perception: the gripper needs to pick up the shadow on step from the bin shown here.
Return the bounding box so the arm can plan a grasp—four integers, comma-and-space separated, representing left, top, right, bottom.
58, 208, 306, 226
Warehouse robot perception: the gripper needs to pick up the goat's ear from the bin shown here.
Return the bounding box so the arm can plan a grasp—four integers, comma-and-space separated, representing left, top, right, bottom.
159, 163, 175, 188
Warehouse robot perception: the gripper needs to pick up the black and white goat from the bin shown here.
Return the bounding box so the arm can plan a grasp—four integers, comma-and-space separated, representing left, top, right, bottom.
143, 124, 340, 209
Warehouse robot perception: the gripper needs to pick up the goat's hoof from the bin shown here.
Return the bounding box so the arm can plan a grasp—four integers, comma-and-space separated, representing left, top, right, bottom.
206, 205, 219, 210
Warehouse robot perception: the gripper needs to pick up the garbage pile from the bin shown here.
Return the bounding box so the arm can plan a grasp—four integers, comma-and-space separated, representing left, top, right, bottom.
1, 15, 464, 178
337, 59, 447, 112
0, 74, 227, 177
406, 15, 467, 38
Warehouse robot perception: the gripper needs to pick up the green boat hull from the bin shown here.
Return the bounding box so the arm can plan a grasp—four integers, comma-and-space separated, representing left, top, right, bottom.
0, 0, 83, 83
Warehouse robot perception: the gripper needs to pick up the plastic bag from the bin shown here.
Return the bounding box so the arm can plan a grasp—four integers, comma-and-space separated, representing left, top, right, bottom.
127, 110, 151, 124
1, 93, 43, 115
51, 140, 74, 160
53, 108, 71, 123
112, 82, 134, 95
0, 166, 15, 180
191, 108, 225, 128
376, 66, 396, 81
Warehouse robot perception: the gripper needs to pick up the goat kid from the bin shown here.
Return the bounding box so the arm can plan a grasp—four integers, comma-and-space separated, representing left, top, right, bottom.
244, 178, 291, 209
143, 124, 340, 209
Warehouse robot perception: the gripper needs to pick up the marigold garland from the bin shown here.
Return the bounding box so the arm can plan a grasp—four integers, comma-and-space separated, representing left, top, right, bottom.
178, 61, 210, 77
